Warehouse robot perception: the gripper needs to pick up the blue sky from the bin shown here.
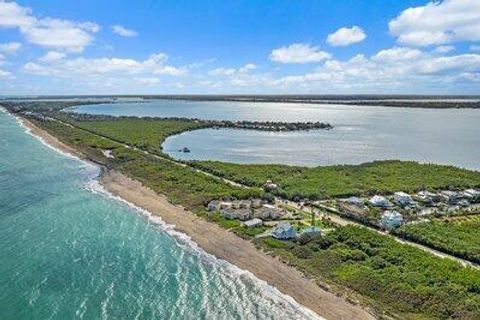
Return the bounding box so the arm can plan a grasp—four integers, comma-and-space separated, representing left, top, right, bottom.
0, 0, 479, 95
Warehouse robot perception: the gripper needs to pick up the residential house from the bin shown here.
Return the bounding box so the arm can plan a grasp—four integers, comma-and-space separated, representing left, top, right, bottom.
207, 200, 221, 212
221, 208, 237, 220
369, 195, 391, 208
239, 199, 252, 209
394, 192, 415, 207
251, 199, 263, 208
464, 189, 480, 202
380, 210, 404, 229
272, 222, 296, 240
236, 209, 252, 221
440, 191, 461, 204
244, 218, 263, 228
343, 196, 364, 208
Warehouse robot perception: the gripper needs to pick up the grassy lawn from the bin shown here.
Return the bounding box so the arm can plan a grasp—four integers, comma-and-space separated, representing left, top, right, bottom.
192, 160, 480, 199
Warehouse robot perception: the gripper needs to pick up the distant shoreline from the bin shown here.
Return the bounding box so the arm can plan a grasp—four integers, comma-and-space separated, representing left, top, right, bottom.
14, 114, 375, 320
4, 95, 480, 109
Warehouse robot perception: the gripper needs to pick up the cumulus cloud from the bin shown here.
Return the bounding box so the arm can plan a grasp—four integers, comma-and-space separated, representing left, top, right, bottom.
0, 1, 99, 52
0, 42, 22, 54
269, 43, 330, 63
327, 26, 366, 47
39, 51, 66, 62
271, 49, 480, 92
208, 63, 257, 76
24, 52, 186, 77
389, 0, 480, 46
372, 47, 422, 62
111, 25, 138, 37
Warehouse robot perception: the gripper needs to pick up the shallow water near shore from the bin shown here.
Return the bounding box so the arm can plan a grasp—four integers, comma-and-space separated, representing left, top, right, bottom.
0, 109, 320, 319
74, 100, 480, 169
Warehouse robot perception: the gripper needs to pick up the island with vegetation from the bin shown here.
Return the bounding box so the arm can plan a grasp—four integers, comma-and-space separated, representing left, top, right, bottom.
3, 99, 480, 319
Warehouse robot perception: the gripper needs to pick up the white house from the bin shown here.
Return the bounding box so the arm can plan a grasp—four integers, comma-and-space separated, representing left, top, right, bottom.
369, 195, 391, 208
380, 210, 404, 229
440, 191, 461, 203
464, 189, 480, 202
207, 200, 221, 211
394, 192, 414, 207
244, 218, 263, 228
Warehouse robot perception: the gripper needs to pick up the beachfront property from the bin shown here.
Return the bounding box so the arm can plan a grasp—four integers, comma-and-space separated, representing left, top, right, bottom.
394, 192, 415, 207
244, 218, 263, 228
369, 195, 391, 208
342, 196, 364, 208
440, 191, 462, 204
464, 189, 480, 202
272, 222, 296, 240
380, 210, 404, 229
253, 204, 287, 220
414, 191, 440, 205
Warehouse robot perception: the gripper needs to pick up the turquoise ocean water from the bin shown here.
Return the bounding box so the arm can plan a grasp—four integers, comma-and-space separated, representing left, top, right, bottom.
0, 109, 319, 319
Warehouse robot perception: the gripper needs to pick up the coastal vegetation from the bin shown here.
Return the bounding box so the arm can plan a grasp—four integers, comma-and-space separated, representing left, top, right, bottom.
31, 118, 261, 210
396, 215, 480, 264
191, 160, 480, 199
258, 225, 480, 319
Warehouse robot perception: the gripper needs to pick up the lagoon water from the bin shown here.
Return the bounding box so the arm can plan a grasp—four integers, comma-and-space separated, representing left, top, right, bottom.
74, 100, 480, 170
0, 109, 319, 319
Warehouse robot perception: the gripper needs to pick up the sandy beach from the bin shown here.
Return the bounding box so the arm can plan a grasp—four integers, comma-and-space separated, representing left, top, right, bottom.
19, 116, 376, 320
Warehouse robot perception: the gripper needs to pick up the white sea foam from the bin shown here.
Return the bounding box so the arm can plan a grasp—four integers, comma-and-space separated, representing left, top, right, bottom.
6, 106, 324, 320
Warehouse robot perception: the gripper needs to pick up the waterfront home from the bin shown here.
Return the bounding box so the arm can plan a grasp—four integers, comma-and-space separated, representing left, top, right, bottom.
253, 204, 286, 220
221, 208, 238, 220
251, 199, 263, 208
369, 195, 391, 208
263, 179, 278, 190
464, 189, 480, 202
236, 209, 252, 221
343, 196, 364, 208
394, 192, 415, 207
231, 201, 241, 209
220, 201, 233, 209
239, 199, 252, 209
414, 191, 440, 205
244, 218, 263, 228
440, 191, 461, 204
272, 222, 296, 240
380, 210, 404, 229
207, 200, 221, 211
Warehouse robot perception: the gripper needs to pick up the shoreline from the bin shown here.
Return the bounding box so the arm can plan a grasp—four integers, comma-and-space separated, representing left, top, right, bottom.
17, 115, 376, 320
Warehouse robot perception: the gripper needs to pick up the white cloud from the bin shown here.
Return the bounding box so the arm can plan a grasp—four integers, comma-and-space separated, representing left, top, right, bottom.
39, 51, 66, 62
111, 25, 138, 37
24, 52, 186, 77
0, 42, 22, 54
373, 47, 422, 62
0, 69, 12, 78
271, 49, 480, 92
208, 63, 257, 76
0, 1, 99, 52
389, 0, 480, 46
433, 45, 455, 54
269, 43, 331, 63
327, 26, 366, 47
134, 77, 160, 85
